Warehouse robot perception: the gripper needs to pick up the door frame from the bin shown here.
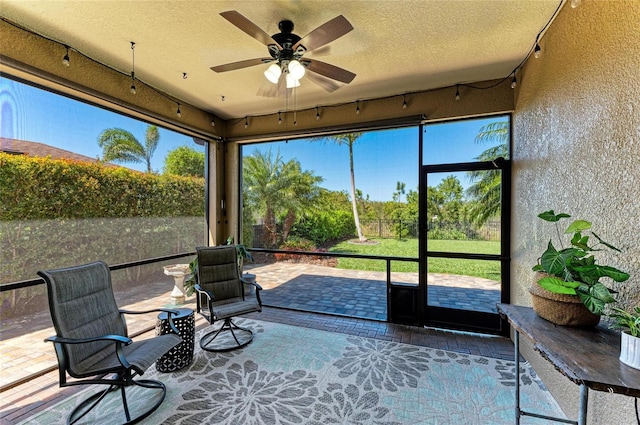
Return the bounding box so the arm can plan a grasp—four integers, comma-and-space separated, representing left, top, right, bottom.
417, 130, 511, 335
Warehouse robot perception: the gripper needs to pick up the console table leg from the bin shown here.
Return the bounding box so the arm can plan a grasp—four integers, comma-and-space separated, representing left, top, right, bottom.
578, 385, 588, 425
515, 330, 521, 424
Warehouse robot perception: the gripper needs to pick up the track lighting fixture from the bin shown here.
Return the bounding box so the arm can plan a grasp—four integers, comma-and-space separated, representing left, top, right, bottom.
356, 101, 360, 115
511, 74, 517, 89
316, 106, 320, 120
455, 85, 460, 101
62, 46, 70, 67
211, 118, 215, 127
176, 103, 182, 117
278, 112, 282, 125
130, 42, 136, 94
182, 72, 188, 79
534, 43, 542, 59
130, 74, 136, 94
402, 95, 407, 109
244, 117, 249, 128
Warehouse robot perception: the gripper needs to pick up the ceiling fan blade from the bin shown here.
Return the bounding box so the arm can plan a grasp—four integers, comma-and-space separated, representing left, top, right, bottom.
211, 58, 271, 73
304, 71, 342, 93
258, 72, 289, 98
308, 45, 331, 57
293, 15, 353, 52
220, 10, 282, 49
305, 59, 356, 84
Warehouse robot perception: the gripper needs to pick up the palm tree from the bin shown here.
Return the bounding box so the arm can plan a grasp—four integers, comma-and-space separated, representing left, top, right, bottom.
279, 161, 324, 241
243, 149, 323, 247
393, 181, 406, 202
466, 121, 509, 225
315, 133, 367, 242
97, 125, 160, 172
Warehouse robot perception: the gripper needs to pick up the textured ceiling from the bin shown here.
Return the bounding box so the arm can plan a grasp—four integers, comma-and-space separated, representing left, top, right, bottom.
1, 0, 563, 120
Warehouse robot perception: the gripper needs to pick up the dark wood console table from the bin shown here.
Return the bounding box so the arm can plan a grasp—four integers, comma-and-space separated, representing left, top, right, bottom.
497, 304, 640, 425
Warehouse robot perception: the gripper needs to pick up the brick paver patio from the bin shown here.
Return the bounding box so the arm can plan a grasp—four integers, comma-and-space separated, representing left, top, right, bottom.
1, 262, 500, 390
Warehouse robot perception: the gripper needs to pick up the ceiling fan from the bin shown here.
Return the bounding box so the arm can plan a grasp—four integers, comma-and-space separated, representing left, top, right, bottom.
211, 10, 356, 93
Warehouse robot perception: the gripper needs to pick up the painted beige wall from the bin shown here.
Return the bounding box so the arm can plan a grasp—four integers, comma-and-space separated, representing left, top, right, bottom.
512, 1, 640, 423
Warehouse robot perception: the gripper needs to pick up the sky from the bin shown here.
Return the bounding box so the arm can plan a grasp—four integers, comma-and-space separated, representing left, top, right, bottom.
0, 78, 199, 173
1, 77, 507, 201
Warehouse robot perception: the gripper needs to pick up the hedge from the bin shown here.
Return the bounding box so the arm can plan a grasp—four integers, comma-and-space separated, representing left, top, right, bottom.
0, 153, 205, 284
0, 153, 204, 220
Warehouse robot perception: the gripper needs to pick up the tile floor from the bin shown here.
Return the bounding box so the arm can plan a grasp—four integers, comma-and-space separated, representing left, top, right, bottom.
1, 261, 511, 424
0, 307, 516, 424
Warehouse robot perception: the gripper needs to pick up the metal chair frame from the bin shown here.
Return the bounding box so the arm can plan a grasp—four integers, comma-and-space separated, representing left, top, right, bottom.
195, 245, 262, 352
39, 261, 182, 425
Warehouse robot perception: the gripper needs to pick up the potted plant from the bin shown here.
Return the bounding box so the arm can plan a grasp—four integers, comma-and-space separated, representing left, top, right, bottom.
183, 257, 198, 297
530, 210, 630, 326
609, 306, 640, 369
226, 236, 254, 273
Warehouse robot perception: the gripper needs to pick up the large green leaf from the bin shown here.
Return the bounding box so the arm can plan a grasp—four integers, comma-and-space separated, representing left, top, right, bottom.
538, 210, 571, 222
565, 220, 591, 234
577, 291, 605, 315
571, 263, 602, 284
570, 232, 590, 251
595, 265, 630, 282
577, 282, 616, 315
540, 243, 580, 276
537, 276, 579, 294
589, 282, 617, 303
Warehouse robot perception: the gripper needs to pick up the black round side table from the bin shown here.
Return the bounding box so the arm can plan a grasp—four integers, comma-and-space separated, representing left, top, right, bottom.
155, 308, 195, 372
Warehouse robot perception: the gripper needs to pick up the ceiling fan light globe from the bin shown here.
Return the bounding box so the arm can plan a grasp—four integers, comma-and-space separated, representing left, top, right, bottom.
288, 60, 305, 80
286, 74, 301, 88
264, 63, 282, 84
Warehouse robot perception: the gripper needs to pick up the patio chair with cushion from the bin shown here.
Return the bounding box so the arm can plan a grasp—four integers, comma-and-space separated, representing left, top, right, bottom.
195, 245, 262, 352
38, 261, 182, 425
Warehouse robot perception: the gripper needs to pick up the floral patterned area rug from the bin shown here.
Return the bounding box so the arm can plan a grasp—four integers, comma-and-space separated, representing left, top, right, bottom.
22, 318, 564, 424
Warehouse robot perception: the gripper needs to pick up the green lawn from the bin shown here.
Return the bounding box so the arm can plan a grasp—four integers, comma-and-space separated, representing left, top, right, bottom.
329, 238, 501, 281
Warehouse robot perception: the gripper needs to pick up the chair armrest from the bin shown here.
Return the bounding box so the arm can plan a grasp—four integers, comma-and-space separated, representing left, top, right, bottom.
241, 280, 263, 306
45, 334, 132, 345
241, 279, 263, 291
119, 308, 181, 316
194, 284, 215, 301
119, 308, 182, 335
46, 334, 135, 370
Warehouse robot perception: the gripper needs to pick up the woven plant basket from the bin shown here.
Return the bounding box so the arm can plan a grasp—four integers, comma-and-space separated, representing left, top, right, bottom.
529, 278, 600, 327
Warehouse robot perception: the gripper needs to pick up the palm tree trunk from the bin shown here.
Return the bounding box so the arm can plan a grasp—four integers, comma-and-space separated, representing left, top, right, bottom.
264, 205, 277, 248
349, 144, 366, 242
282, 210, 296, 241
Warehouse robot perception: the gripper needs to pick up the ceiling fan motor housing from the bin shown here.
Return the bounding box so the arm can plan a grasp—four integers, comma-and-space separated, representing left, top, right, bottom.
271, 19, 303, 61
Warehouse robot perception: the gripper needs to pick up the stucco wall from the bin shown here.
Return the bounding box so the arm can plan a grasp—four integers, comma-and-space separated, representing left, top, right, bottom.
512, 1, 640, 424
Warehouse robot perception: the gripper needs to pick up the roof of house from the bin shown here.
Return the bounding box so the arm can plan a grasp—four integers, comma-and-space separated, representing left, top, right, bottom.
0, 138, 102, 163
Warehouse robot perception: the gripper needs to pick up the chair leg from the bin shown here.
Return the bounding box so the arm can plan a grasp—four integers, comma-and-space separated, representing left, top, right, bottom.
199, 318, 254, 352
67, 379, 166, 425
68, 385, 115, 425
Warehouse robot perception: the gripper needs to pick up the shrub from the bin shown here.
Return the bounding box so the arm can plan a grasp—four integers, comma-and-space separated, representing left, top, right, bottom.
291, 210, 355, 245
273, 238, 333, 263
427, 228, 468, 240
